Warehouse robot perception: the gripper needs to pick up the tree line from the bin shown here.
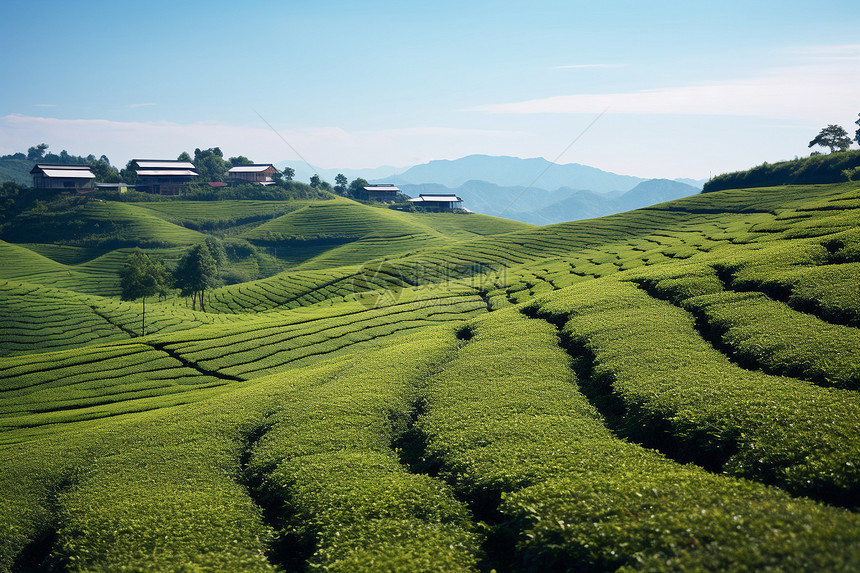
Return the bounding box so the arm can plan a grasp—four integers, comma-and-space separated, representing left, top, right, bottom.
4, 143, 301, 186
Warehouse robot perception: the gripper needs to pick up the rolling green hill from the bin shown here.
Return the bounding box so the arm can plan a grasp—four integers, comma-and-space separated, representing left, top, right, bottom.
241, 199, 531, 270
1, 181, 859, 571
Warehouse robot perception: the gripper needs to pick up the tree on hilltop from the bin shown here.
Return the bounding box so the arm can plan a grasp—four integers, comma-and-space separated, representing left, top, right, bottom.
309, 174, 332, 191
854, 113, 860, 147
88, 156, 121, 183
229, 156, 253, 166
348, 178, 369, 200
27, 143, 48, 161
193, 147, 230, 182
174, 242, 220, 311
809, 125, 852, 153
120, 159, 138, 184
334, 173, 348, 195
120, 250, 171, 337
271, 167, 295, 186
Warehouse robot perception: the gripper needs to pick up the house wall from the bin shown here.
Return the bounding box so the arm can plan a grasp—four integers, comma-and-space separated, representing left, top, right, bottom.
233, 173, 268, 183
137, 176, 194, 195
367, 191, 397, 202
32, 175, 94, 190
231, 171, 274, 183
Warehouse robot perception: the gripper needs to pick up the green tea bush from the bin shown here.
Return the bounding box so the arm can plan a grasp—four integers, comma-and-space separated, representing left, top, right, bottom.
682, 290, 860, 388
0, 382, 293, 571
731, 261, 860, 325
528, 279, 860, 504
503, 471, 860, 572
414, 309, 860, 571
247, 329, 482, 571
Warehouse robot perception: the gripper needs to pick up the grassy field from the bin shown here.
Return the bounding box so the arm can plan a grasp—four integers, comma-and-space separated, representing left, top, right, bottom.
1, 183, 859, 571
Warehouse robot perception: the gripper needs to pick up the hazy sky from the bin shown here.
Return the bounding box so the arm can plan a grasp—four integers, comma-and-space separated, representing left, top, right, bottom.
1, 0, 858, 179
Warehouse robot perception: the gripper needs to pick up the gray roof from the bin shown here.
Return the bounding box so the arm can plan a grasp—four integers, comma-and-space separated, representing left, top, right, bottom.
40, 169, 96, 179
410, 194, 462, 203
364, 185, 400, 192
136, 170, 198, 177
31, 164, 96, 178
228, 164, 275, 173
133, 160, 196, 170
31, 164, 93, 174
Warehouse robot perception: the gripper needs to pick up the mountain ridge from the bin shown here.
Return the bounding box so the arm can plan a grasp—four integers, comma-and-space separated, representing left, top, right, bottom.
397, 178, 701, 225
278, 154, 706, 192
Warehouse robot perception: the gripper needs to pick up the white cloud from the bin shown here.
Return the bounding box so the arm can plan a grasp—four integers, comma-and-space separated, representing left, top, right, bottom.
0, 115, 527, 170
0, 115, 283, 165
128, 103, 156, 108
472, 49, 860, 123
787, 43, 860, 59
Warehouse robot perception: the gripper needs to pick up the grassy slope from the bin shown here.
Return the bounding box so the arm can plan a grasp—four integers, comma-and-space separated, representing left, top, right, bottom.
242, 198, 532, 270
130, 200, 317, 230
1, 183, 859, 570
1, 199, 530, 295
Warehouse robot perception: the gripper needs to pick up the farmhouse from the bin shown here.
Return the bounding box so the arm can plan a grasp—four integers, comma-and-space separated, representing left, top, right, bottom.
132, 159, 199, 195
228, 164, 277, 185
363, 184, 400, 202
409, 193, 464, 211
30, 164, 96, 191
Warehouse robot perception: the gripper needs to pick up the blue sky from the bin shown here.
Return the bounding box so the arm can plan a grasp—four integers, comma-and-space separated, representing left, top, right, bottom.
1, 0, 858, 179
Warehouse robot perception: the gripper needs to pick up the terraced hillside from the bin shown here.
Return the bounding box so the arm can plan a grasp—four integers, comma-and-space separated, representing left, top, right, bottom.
1, 183, 859, 571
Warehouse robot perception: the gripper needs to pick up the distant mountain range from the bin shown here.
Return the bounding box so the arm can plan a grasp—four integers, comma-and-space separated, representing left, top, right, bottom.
389, 155, 651, 192
397, 178, 701, 225
278, 154, 704, 224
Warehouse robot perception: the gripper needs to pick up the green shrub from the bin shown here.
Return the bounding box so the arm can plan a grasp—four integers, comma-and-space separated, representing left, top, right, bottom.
528, 278, 860, 504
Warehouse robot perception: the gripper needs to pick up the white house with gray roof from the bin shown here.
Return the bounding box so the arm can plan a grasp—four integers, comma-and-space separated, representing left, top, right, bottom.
30, 164, 96, 191
409, 193, 464, 211
227, 164, 277, 185
132, 159, 198, 195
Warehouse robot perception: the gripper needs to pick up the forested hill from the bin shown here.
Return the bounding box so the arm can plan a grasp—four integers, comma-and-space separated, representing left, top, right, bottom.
703, 150, 860, 192
0, 157, 33, 186
0, 145, 112, 186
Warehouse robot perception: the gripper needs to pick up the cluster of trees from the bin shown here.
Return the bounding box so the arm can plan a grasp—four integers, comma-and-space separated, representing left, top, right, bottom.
702, 148, 860, 192
307, 173, 371, 198
311, 173, 369, 201
332, 175, 371, 199
808, 114, 860, 154
856, 114, 860, 148
1, 143, 122, 183
119, 239, 224, 335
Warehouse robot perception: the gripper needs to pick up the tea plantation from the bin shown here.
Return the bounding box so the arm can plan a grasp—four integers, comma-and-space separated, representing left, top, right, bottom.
1, 182, 859, 571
